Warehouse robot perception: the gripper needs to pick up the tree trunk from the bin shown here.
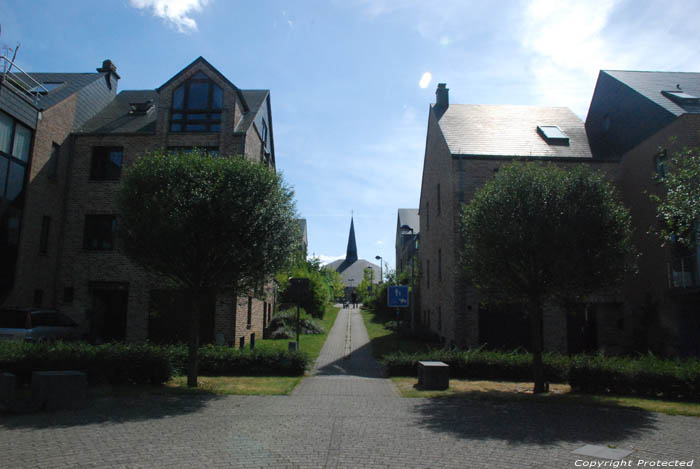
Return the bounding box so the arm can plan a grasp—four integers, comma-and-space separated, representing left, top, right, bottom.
187, 290, 200, 388
529, 299, 546, 394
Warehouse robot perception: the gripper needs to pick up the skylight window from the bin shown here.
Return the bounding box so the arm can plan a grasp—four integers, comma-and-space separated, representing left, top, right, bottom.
28, 82, 62, 94
537, 125, 570, 145
662, 90, 700, 105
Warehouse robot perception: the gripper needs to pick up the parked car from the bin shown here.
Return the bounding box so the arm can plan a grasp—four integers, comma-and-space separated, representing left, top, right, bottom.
0, 308, 84, 342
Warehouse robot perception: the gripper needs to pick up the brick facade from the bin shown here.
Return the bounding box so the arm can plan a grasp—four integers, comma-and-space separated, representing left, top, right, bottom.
2, 57, 278, 348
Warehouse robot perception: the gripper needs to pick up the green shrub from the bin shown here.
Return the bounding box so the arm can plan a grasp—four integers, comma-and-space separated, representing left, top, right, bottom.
382, 348, 700, 400
0, 341, 172, 385
168, 344, 309, 376
382, 348, 568, 383
568, 353, 700, 400
268, 310, 325, 338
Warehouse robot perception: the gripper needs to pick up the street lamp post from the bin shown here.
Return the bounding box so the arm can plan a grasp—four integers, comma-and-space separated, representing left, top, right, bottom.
400, 224, 417, 334
375, 255, 383, 283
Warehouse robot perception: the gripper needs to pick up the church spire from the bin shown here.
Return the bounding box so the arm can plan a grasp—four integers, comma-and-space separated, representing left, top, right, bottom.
346, 216, 358, 262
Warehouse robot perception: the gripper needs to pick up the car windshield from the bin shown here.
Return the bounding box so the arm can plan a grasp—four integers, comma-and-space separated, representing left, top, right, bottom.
0, 310, 30, 329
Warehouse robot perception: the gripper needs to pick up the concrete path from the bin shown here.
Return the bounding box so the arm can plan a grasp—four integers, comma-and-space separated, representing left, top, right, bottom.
1, 307, 698, 468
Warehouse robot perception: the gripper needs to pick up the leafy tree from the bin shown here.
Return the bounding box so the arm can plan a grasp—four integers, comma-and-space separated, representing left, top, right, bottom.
117, 149, 298, 387
356, 267, 376, 303
460, 162, 635, 393
651, 147, 700, 248
276, 261, 329, 318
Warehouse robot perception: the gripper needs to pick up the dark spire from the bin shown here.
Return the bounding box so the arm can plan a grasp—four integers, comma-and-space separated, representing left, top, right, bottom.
346, 217, 358, 262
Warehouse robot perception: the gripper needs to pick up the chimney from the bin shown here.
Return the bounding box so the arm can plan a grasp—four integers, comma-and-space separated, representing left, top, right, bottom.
96, 59, 121, 80
435, 83, 449, 109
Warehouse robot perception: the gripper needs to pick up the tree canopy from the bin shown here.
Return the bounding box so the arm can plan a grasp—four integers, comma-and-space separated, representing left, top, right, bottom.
117, 149, 298, 386
460, 161, 635, 392
651, 147, 700, 249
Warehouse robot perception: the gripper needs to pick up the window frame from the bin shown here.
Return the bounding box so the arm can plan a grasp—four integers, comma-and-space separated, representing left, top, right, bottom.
83, 214, 117, 251
90, 147, 123, 181
169, 72, 223, 133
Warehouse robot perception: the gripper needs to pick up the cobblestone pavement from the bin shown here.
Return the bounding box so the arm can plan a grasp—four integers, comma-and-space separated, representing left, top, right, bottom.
1, 307, 698, 468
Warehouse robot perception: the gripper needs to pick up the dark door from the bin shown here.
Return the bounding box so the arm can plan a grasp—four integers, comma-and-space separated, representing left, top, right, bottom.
90, 283, 128, 342
567, 304, 598, 354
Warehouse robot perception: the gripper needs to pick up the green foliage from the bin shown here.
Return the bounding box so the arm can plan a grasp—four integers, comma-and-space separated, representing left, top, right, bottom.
0, 341, 172, 385
651, 147, 700, 248
276, 257, 342, 318
266, 309, 325, 339
117, 149, 299, 292
355, 267, 376, 302
0, 342, 310, 383
461, 162, 636, 304
168, 345, 309, 377
382, 348, 569, 383
381, 349, 700, 400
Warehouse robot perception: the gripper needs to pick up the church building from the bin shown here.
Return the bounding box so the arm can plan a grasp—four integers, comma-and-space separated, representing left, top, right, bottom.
326, 217, 381, 299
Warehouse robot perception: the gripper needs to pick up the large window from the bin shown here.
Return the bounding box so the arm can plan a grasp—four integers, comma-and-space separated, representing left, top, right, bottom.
170, 71, 223, 132
90, 147, 123, 180
83, 215, 117, 250
0, 111, 31, 202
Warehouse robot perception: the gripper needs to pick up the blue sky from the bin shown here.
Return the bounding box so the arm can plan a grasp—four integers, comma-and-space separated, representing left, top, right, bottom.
2, 0, 700, 272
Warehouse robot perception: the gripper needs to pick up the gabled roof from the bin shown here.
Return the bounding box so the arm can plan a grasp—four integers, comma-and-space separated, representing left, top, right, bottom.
435, 104, 593, 159
156, 56, 249, 112
25, 72, 104, 110
235, 89, 269, 133
78, 90, 158, 134
603, 70, 700, 116
325, 258, 381, 286
397, 209, 419, 234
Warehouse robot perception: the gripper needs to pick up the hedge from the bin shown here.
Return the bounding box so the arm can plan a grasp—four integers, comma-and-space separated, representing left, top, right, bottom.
0, 341, 172, 385
382, 349, 700, 400
0, 342, 311, 386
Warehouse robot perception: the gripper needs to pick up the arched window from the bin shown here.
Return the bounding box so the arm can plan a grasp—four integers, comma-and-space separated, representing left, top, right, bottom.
170, 71, 223, 132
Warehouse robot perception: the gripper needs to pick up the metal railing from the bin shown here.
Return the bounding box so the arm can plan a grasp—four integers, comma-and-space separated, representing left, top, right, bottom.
0, 55, 47, 106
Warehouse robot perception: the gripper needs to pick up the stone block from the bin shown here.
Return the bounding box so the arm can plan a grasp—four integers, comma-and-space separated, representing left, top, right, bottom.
0, 372, 16, 405
418, 361, 449, 390
31, 371, 87, 410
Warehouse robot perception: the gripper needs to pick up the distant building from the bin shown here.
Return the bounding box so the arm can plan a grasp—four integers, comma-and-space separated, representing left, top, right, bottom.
326, 217, 380, 299
1, 56, 277, 348
395, 208, 419, 277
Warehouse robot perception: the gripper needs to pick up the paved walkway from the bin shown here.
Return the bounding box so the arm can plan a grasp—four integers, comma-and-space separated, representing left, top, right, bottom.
1, 307, 698, 468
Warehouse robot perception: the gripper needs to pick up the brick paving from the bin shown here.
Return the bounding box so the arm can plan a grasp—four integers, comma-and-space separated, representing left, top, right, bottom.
1, 306, 699, 468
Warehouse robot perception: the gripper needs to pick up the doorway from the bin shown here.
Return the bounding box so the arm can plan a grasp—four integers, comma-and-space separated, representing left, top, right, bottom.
89, 282, 128, 342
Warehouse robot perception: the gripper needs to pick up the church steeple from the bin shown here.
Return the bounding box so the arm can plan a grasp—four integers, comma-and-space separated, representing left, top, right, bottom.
346, 217, 358, 262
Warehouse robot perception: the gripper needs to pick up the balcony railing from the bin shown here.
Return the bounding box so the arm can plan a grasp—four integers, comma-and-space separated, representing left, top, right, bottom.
668, 255, 700, 289
0, 55, 47, 106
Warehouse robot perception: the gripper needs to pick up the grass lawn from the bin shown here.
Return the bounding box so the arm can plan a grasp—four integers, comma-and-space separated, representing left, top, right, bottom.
257, 304, 340, 365
361, 307, 441, 358
85, 376, 303, 398
392, 377, 700, 417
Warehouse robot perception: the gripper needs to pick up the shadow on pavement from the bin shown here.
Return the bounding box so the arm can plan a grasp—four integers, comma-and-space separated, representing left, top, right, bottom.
412, 394, 658, 445
314, 341, 386, 378
0, 389, 222, 429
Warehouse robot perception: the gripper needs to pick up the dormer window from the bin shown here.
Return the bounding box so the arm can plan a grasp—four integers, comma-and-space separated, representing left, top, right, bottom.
129, 100, 154, 115
170, 71, 223, 132
662, 90, 700, 105
28, 82, 63, 95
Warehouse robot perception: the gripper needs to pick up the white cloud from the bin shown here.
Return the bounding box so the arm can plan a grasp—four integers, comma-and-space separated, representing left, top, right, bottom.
314, 254, 345, 265
376, 240, 384, 245
129, 0, 208, 33
419, 71, 432, 89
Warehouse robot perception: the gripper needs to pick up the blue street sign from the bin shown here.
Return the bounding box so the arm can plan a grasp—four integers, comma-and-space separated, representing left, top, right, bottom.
388, 285, 409, 308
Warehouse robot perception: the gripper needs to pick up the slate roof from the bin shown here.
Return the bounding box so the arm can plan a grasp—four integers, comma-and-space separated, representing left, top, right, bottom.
604, 70, 700, 116
435, 104, 593, 159
24, 73, 104, 110
235, 90, 269, 133
397, 209, 419, 234
78, 88, 270, 135
325, 258, 381, 287
78, 90, 158, 134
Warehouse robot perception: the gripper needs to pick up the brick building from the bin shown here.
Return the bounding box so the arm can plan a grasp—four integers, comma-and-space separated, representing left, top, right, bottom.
1, 56, 278, 347
417, 84, 621, 352
586, 70, 700, 355
395, 208, 419, 278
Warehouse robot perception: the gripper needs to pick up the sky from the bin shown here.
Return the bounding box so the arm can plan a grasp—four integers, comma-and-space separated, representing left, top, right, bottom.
2, 0, 700, 272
